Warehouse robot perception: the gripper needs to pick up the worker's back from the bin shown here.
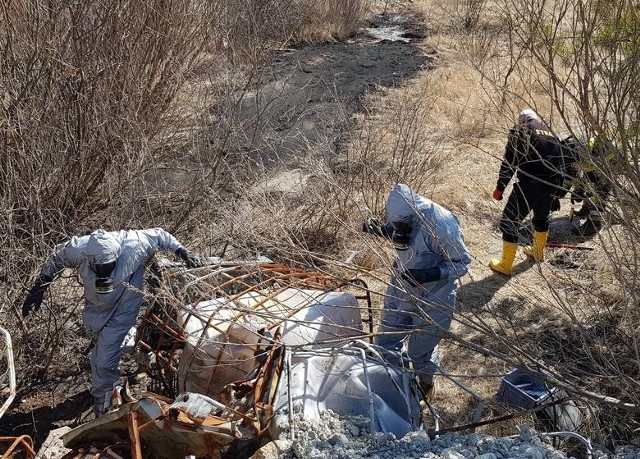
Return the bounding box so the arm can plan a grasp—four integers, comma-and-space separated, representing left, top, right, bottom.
512, 118, 565, 187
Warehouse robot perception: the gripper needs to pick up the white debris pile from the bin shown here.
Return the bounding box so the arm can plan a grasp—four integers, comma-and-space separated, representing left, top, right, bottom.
269, 410, 637, 459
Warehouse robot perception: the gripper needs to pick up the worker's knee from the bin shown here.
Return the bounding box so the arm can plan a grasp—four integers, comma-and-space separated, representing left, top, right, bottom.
499, 218, 520, 243
501, 230, 519, 244
92, 332, 127, 372
92, 352, 120, 373
532, 219, 550, 233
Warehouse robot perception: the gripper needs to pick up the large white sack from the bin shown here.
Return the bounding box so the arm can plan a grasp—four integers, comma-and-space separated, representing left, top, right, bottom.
177, 288, 364, 397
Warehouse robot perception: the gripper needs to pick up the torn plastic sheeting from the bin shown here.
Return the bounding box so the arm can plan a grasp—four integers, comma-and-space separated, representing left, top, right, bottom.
62, 393, 247, 459
177, 288, 364, 398
271, 349, 423, 439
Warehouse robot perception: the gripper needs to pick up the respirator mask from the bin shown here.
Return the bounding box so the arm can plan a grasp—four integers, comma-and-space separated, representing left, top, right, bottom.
391, 221, 412, 251
90, 260, 116, 294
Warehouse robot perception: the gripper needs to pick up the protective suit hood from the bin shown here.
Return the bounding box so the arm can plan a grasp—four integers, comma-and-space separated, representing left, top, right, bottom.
84, 229, 122, 264
385, 183, 421, 223
518, 108, 540, 124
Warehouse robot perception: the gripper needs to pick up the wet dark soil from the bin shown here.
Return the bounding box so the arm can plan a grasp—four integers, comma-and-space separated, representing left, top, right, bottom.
226, 11, 434, 170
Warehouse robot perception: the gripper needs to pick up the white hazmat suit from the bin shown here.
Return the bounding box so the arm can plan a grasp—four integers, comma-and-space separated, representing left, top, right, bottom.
24, 228, 195, 415
373, 184, 471, 386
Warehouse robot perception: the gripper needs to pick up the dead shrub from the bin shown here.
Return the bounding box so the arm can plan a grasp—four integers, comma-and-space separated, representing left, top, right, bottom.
217, 0, 370, 64
460, 0, 487, 30
293, 0, 371, 43
0, 0, 223, 384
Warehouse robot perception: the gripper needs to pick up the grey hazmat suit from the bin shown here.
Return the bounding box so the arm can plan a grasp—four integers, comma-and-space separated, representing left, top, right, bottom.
374, 184, 471, 385
25, 228, 195, 414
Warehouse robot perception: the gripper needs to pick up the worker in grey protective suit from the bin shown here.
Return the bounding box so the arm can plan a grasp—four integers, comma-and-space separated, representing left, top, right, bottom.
363, 184, 471, 399
21, 228, 202, 416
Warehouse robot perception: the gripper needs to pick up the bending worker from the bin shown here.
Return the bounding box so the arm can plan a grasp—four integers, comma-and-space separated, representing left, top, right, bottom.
490, 109, 565, 275
21, 228, 202, 416
363, 183, 471, 398
570, 133, 618, 237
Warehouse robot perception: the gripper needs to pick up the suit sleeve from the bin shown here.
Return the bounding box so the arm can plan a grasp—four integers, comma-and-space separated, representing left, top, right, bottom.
41, 239, 82, 280
496, 127, 521, 192
139, 228, 185, 254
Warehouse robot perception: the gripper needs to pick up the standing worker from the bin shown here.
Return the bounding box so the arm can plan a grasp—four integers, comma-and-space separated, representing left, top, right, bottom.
363, 183, 471, 398
21, 228, 202, 416
490, 109, 566, 275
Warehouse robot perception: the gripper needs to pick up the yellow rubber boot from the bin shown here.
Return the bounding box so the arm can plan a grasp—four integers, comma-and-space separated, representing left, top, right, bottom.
523, 231, 548, 262
489, 241, 517, 275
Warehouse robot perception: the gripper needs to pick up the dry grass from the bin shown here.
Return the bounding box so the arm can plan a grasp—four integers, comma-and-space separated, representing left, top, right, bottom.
351, 0, 640, 445
2, 0, 638, 450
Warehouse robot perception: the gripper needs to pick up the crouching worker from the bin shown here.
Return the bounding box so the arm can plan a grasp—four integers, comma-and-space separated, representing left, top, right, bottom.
490, 109, 566, 275
363, 183, 471, 400
21, 228, 203, 416
570, 133, 619, 237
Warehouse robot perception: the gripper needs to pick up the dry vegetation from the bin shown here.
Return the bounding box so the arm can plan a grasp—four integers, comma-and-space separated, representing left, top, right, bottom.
1, 0, 639, 455
401, 0, 640, 448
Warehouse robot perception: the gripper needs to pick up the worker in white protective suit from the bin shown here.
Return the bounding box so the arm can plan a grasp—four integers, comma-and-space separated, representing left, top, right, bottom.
21, 228, 202, 416
363, 184, 471, 399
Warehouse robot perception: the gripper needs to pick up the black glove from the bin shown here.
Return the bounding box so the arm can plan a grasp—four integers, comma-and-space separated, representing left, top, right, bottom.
362, 218, 391, 239
551, 197, 561, 212
22, 274, 52, 317
176, 248, 203, 268
401, 268, 441, 287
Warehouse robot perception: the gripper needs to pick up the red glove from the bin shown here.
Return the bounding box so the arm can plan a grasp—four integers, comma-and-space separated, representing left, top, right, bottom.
492, 189, 503, 201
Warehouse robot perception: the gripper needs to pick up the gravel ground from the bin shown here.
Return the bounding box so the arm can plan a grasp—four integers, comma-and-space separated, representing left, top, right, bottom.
253, 410, 640, 459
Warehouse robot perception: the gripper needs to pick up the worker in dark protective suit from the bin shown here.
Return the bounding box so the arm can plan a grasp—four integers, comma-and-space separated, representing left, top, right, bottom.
490, 109, 566, 275
363, 183, 471, 399
22, 228, 202, 416
569, 134, 618, 237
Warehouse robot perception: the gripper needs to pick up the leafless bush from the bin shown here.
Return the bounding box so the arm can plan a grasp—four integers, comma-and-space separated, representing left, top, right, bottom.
334, 93, 447, 214
460, 0, 487, 30
0, 0, 224, 384
1, 1, 219, 235
294, 0, 371, 42
218, 0, 370, 64
465, 0, 640, 445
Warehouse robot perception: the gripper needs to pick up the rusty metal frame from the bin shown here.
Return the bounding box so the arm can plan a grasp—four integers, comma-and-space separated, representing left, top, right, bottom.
72, 261, 373, 456
136, 262, 371, 398
126, 412, 143, 459
0, 435, 36, 459
61, 335, 286, 458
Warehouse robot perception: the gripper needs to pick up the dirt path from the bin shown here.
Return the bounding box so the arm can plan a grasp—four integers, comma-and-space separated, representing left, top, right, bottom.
230, 11, 435, 169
